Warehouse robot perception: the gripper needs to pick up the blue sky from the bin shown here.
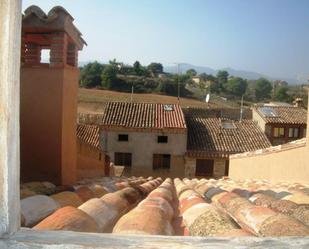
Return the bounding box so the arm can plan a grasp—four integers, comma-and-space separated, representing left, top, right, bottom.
22, 0, 309, 81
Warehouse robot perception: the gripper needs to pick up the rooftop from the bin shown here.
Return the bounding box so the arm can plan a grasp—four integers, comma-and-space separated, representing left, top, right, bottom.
101, 102, 187, 130
231, 137, 307, 159
255, 106, 307, 125
182, 107, 252, 120
23, 5, 86, 49
185, 116, 271, 157
20, 177, 309, 237
77, 124, 100, 149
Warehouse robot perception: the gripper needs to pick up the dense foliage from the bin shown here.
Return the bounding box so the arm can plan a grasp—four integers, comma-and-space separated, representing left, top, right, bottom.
79, 60, 301, 104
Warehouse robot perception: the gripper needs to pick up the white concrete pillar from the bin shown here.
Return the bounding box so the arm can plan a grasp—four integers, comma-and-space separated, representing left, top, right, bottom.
0, 0, 21, 236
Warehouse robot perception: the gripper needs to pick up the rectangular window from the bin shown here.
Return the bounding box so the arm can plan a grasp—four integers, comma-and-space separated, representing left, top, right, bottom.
114, 152, 132, 167
294, 128, 299, 138
274, 127, 284, 138
153, 154, 170, 170
40, 48, 50, 63
304, 128, 307, 137
118, 134, 128, 141
195, 159, 214, 177
157, 136, 168, 143
288, 128, 294, 138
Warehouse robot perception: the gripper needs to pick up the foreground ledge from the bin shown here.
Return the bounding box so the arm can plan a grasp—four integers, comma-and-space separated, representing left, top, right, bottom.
1, 229, 309, 248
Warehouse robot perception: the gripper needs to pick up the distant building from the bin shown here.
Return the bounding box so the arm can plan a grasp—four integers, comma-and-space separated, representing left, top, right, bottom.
80, 105, 272, 179
100, 102, 187, 177
192, 76, 201, 84
273, 80, 288, 88
252, 106, 307, 145
184, 112, 271, 178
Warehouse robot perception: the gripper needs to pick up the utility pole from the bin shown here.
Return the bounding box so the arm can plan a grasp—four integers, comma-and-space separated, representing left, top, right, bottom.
131, 83, 134, 102
177, 63, 180, 102
240, 95, 244, 122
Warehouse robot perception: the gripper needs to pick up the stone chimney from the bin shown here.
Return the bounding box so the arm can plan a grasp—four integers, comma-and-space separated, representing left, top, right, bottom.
20, 6, 86, 185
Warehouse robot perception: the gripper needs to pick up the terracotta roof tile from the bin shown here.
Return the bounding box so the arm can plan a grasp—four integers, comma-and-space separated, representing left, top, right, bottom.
101, 102, 186, 130
77, 124, 100, 149
186, 116, 271, 157
255, 106, 307, 124
23, 177, 309, 237
182, 107, 252, 120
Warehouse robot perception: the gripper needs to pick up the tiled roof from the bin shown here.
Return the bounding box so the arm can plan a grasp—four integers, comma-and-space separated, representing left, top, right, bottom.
23, 5, 87, 49
186, 116, 271, 157
182, 107, 252, 120
101, 102, 186, 130
77, 124, 100, 149
231, 138, 306, 159
255, 106, 307, 124
21, 177, 309, 237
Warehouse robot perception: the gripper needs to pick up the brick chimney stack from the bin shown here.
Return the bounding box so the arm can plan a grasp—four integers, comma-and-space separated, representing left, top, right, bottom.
20, 6, 86, 185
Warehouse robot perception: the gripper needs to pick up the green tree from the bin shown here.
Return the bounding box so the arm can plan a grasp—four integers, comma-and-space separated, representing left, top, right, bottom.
156, 78, 188, 97
226, 77, 248, 97
216, 70, 229, 90
147, 62, 163, 74
199, 73, 216, 82
101, 64, 117, 89
79, 61, 104, 88
209, 81, 220, 93
274, 86, 290, 102
255, 78, 272, 101
133, 61, 143, 75
186, 68, 197, 77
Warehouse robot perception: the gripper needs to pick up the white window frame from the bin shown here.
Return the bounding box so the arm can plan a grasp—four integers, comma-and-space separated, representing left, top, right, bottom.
0, 0, 307, 247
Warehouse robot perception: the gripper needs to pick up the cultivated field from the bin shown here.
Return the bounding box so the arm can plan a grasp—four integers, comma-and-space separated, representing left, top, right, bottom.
78, 88, 237, 113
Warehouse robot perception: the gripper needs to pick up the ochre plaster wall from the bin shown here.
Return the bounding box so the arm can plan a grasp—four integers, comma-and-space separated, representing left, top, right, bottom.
20, 66, 77, 185
229, 145, 309, 183
77, 141, 105, 180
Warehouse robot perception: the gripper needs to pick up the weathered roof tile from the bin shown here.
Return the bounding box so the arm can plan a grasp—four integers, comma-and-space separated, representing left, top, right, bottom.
101, 102, 186, 130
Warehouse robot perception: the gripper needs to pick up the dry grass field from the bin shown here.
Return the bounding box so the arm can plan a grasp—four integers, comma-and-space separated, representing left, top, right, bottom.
78, 88, 237, 113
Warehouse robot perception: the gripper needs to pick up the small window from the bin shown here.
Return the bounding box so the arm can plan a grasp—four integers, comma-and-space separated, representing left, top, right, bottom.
288, 128, 294, 138
304, 128, 307, 137
118, 134, 128, 141
294, 128, 299, 138
158, 136, 168, 143
40, 48, 50, 63
222, 120, 236, 129
153, 154, 170, 170
274, 127, 284, 138
163, 104, 173, 111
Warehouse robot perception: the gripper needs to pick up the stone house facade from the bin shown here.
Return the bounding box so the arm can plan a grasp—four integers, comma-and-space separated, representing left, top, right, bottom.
100, 102, 187, 177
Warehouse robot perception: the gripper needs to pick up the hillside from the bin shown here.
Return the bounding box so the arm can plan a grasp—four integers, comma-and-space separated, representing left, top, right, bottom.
78, 88, 238, 114
164, 63, 301, 84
